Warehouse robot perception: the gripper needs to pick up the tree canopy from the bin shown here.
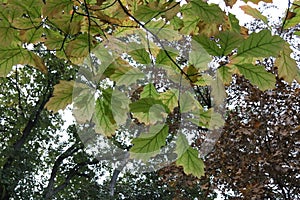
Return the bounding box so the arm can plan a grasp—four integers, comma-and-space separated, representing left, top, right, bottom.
0, 0, 299, 199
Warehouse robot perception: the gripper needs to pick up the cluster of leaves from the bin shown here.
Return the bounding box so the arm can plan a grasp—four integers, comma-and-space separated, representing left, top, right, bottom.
0, 0, 299, 188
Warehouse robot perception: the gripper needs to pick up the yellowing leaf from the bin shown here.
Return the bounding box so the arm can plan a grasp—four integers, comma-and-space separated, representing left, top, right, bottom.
66, 34, 92, 59
130, 125, 168, 161
159, 89, 178, 112
0, 45, 47, 77
240, 5, 268, 24
275, 43, 298, 83
242, 0, 273, 4
176, 133, 205, 178
211, 75, 227, 106
237, 30, 284, 57
284, 7, 300, 29
218, 66, 233, 85
140, 83, 159, 99
236, 64, 276, 91
45, 80, 74, 113
42, 0, 73, 18
225, 0, 237, 8
179, 91, 202, 113
73, 86, 95, 123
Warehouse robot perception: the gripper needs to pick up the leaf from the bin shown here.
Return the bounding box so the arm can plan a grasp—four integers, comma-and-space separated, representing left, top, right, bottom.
193, 35, 221, 56
130, 98, 167, 125
42, 0, 73, 18
211, 75, 227, 106
242, 0, 273, 4
156, 49, 178, 66
225, 0, 237, 8
179, 91, 202, 113
94, 98, 117, 137
218, 66, 233, 85
237, 30, 284, 57
110, 66, 144, 86
130, 125, 169, 161
284, 7, 300, 29
236, 63, 276, 91
44, 30, 65, 50
19, 28, 44, 44
128, 45, 151, 65
73, 86, 95, 123
176, 133, 205, 178
275, 43, 298, 83
0, 25, 18, 47
134, 5, 161, 22
140, 83, 159, 99
190, 108, 225, 129
45, 80, 74, 113
183, 0, 224, 23
159, 89, 178, 112
240, 5, 268, 24
216, 31, 243, 56
189, 39, 211, 71
66, 34, 92, 59
0, 45, 47, 77
180, 16, 200, 35
195, 74, 213, 86
111, 89, 130, 124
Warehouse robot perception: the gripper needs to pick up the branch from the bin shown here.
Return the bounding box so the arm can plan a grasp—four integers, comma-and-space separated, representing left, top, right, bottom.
43, 143, 80, 199
116, 0, 210, 106
280, 0, 292, 34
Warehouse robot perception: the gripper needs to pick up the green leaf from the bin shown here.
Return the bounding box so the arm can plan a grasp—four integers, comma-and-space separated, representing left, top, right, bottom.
110, 66, 144, 86
216, 31, 243, 56
193, 35, 221, 56
240, 5, 268, 24
134, 5, 161, 22
237, 30, 284, 57
44, 30, 66, 50
159, 89, 178, 112
45, 80, 74, 113
0, 45, 47, 77
130, 125, 168, 161
284, 8, 300, 29
19, 28, 44, 44
128, 45, 151, 65
189, 39, 211, 71
140, 83, 159, 99
130, 98, 167, 125
94, 98, 117, 137
180, 16, 200, 35
66, 34, 92, 59
156, 49, 178, 67
236, 63, 276, 91
183, 0, 224, 23
275, 43, 298, 83
195, 74, 213, 86
0, 25, 18, 47
176, 133, 205, 178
